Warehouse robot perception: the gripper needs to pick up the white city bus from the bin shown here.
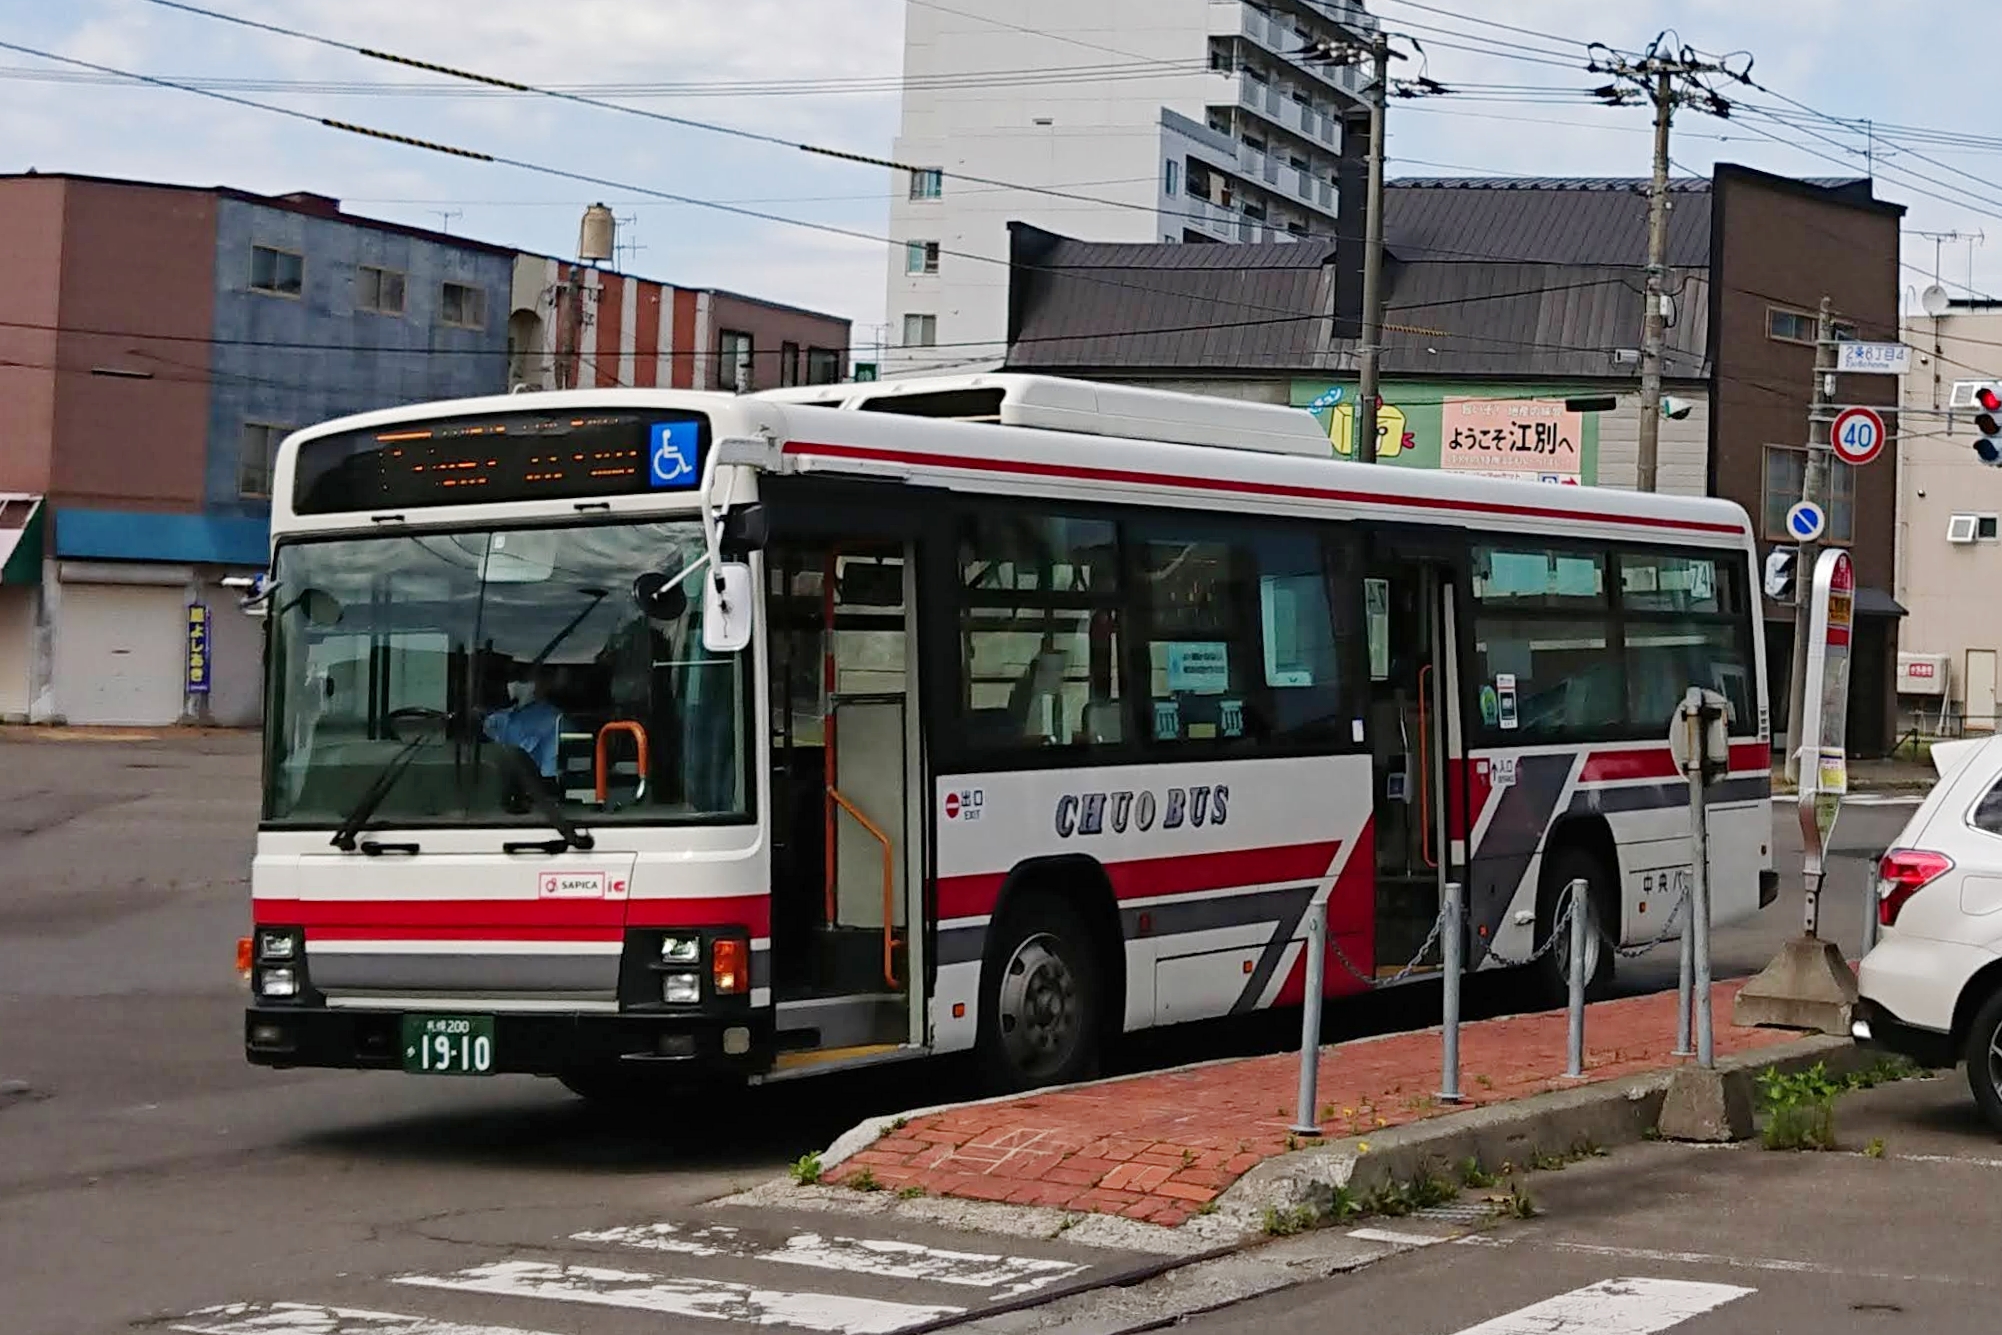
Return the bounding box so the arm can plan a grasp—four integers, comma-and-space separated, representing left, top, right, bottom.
240, 374, 1774, 1098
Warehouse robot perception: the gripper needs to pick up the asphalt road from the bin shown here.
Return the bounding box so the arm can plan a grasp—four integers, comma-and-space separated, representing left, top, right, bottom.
1183, 1073, 2002, 1335
0, 731, 1921, 1335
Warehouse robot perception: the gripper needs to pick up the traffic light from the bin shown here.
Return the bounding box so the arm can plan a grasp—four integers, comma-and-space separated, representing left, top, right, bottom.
1763, 547, 1796, 603
1976, 385, 2002, 465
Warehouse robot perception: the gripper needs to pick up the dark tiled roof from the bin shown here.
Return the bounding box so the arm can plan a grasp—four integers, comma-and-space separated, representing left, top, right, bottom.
1008, 230, 1336, 373
1385, 178, 1713, 267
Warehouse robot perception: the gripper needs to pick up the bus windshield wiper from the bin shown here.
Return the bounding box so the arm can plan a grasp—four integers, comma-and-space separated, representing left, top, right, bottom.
493, 745, 595, 852
330, 733, 435, 851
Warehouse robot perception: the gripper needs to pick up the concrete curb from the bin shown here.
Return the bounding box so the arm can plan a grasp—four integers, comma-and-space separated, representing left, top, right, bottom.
1214, 1034, 1871, 1227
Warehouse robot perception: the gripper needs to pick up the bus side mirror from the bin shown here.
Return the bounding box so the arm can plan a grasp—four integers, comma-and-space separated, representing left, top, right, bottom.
701, 561, 754, 654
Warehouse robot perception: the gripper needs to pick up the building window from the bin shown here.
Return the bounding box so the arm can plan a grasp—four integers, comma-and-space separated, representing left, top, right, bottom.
806, 347, 842, 385
439, 282, 486, 330
718, 330, 753, 391
909, 168, 944, 200
250, 245, 303, 297
357, 264, 405, 315
902, 313, 938, 348
1767, 308, 1814, 344
1762, 445, 1855, 544
238, 423, 288, 499
1948, 513, 2001, 543
1164, 160, 1179, 196
780, 341, 801, 388
906, 240, 940, 275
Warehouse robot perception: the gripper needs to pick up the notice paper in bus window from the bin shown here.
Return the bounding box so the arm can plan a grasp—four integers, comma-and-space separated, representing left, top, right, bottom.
1485, 551, 1551, 598
1164, 641, 1231, 694
1553, 556, 1601, 598
1260, 574, 1318, 687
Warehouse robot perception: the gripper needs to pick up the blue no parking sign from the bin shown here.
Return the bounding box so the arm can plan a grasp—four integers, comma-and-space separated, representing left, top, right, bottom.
1786, 501, 1826, 543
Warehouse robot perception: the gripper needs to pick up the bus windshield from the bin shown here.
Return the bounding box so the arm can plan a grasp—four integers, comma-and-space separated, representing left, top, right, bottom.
262, 519, 749, 830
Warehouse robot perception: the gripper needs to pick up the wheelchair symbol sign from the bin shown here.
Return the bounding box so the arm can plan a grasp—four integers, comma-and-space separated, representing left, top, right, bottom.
649, 421, 700, 489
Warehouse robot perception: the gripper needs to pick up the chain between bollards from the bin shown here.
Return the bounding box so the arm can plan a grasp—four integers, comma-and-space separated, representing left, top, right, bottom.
1438, 881, 1464, 1104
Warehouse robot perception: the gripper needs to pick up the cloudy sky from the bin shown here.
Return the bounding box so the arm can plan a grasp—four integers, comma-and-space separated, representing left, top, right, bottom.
3, 0, 1996, 350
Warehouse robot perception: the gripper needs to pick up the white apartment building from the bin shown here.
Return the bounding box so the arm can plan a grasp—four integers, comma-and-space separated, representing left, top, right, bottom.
1898, 301, 2002, 732
883, 0, 1374, 375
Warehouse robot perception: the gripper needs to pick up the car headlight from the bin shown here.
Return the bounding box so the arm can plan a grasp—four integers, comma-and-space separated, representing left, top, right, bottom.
660, 935, 700, 965
661, 972, 702, 1005
258, 966, 299, 998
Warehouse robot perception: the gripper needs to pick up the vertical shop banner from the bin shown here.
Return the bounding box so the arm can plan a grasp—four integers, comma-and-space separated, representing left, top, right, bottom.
186, 603, 211, 695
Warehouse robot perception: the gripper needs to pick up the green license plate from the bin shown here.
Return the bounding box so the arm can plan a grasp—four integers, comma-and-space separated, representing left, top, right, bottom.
400, 1014, 496, 1075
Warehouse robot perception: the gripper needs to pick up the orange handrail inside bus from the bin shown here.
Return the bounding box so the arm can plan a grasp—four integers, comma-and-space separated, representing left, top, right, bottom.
594, 721, 650, 805
1417, 664, 1437, 870
828, 785, 900, 991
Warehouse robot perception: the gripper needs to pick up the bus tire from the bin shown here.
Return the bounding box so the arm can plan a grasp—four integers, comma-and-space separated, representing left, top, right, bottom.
977, 891, 1103, 1093
1529, 844, 1615, 1008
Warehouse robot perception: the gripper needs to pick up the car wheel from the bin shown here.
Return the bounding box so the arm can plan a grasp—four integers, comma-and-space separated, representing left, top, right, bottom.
1529, 845, 1615, 1009
977, 891, 1103, 1093
1962, 989, 2002, 1135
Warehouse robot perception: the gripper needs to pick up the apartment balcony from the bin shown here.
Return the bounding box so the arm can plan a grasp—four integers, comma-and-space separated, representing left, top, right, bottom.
1209, 0, 1370, 106
1233, 72, 1342, 152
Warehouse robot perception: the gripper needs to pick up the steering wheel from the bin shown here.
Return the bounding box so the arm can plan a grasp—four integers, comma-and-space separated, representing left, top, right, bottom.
383, 705, 453, 742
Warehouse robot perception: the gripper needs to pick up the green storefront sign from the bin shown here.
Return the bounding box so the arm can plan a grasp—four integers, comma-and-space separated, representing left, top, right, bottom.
1291, 380, 1604, 486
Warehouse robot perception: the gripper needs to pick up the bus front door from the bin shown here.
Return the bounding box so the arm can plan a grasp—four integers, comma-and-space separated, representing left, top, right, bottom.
1364, 552, 1463, 978
764, 536, 926, 1072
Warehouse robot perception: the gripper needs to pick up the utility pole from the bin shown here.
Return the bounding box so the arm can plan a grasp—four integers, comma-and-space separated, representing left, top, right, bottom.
1353, 31, 1390, 465
1588, 37, 1744, 491
1783, 297, 1836, 785
1635, 68, 1672, 491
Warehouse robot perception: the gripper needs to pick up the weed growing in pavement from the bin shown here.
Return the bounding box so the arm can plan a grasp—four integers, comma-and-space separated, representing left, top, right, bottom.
1475, 1073, 1495, 1091
1194, 1200, 1220, 1217
788, 1153, 823, 1185
1284, 1133, 1302, 1152
848, 1168, 883, 1193
1180, 1148, 1198, 1169
1489, 1183, 1538, 1220
897, 1184, 927, 1199
886, 1116, 909, 1133
1757, 1064, 1843, 1151
1865, 1138, 1888, 1159
1528, 1147, 1569, 1172
1459, 1157, 1500, 1189
1052, 1214, 1081, 1237
1263, 1204, 1320, 1237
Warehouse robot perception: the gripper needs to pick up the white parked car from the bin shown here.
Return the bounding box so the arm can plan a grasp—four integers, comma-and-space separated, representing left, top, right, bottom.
1855, 735, 2002, 1131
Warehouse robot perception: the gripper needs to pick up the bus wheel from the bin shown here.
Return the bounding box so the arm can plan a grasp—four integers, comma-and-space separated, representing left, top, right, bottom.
1530, 846, 1614, 1008
978, 893, 1103, 1093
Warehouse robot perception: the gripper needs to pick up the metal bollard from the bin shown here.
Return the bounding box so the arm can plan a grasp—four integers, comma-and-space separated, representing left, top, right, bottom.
1290, 892, 1330, 1136
1673, 897, 1694, 1058
1690, 778, 1714, 1070
1438, 882, 1464, 1104
1565, 877, 1588, 1079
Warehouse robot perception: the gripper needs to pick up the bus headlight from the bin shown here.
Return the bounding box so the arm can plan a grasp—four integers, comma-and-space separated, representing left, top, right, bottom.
258, 929, 298, 961
660, 935, 700, 965
661, 972, 702, 1005
257, 966, 300, 998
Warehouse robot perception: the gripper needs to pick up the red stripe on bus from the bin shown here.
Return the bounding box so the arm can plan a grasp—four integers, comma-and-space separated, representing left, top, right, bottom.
783, 441, 1747, 536
936, 839, 1343, 920
1577, 742, 1773, 783
255, 895, 771, 936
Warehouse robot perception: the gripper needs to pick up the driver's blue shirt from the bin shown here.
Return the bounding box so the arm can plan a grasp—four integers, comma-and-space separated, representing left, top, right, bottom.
483, 699, 565, 778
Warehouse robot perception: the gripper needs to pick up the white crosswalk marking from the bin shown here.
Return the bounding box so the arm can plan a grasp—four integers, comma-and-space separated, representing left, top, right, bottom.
394, 1260, 965, 1334
171, 1302, 560, 1335
573, 1222, 1088, 1298
1447, 1278, 1753, 1335
1346, 1227, 1448, 1248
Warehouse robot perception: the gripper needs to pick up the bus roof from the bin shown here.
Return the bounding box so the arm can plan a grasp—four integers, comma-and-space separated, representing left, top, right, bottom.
269, 384, 1752, 549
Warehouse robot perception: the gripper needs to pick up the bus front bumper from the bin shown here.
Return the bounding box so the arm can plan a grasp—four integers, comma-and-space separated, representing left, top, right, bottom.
244, 1005, 769, 1077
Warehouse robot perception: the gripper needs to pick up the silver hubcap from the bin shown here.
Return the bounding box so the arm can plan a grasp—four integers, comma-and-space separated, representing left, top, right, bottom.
997, 934, 1079, 1078
1552, 883, 1601, 983
1987, 1024, 2002, 1096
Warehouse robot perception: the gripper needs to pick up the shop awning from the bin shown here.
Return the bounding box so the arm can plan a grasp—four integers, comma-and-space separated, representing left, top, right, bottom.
0, 495, 43, 586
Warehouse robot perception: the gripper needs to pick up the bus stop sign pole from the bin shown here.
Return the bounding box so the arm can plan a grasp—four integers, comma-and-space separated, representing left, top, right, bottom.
1735, 548, 1861, 1035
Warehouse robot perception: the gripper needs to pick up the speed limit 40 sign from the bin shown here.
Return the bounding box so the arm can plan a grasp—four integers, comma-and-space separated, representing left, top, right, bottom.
1830, 405, 1886, 466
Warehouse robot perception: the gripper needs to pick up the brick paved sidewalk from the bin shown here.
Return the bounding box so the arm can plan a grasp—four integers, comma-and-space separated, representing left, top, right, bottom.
825, 981, 1808, 1228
